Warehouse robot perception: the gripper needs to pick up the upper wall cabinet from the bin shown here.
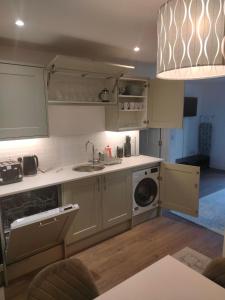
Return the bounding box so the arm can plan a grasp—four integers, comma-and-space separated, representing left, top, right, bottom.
0, 63, 48, 140
105, 77, 184, 131
148, 79, 184, 129
105, 77, 149, 131
47, 55, 134, 105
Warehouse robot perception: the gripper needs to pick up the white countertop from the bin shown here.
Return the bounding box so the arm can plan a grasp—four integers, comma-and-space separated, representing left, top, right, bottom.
95, 256, 225, 300
0, 155, 162, 198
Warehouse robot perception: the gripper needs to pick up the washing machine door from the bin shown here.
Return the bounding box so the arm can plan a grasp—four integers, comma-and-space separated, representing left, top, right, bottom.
134, 178, 158, 207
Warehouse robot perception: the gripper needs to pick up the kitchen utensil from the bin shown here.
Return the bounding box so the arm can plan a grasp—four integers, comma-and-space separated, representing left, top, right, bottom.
0, 160, 23, 185
124, 136, 131, 157
99, 88, 110, 102
135, 102, 140, 109
126, 84, 144, 96
103, 157, 122, 165
119, 87, 126, 95
119, 102, 124, 110
130, 102, 135, 110
124, 102, 130, 110
22, 155, 39, 176
104, 146, 112, 158
117, 147, 124, 158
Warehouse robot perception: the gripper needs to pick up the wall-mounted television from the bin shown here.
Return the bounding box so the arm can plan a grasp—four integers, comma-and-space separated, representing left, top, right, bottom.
184, 97, 198, 117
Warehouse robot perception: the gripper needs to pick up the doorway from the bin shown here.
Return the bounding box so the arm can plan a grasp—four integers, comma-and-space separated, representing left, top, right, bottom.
167, 78, 225, 235
140, 78, 225, 235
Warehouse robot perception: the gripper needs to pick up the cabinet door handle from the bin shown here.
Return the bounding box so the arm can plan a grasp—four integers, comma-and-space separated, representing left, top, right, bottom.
104, 176, 106, 191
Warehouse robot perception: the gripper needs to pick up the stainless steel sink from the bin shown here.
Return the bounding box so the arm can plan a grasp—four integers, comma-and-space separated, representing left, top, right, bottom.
73, 164, 105, 172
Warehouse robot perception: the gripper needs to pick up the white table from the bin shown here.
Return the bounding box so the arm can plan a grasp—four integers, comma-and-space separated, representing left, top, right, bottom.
95, 256, 225, 300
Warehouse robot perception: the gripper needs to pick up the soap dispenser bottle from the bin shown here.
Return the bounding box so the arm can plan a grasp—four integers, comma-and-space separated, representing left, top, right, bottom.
124, 136, 131, 157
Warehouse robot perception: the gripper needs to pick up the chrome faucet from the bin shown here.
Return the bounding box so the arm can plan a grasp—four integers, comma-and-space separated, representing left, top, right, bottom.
85, 141, 96, 165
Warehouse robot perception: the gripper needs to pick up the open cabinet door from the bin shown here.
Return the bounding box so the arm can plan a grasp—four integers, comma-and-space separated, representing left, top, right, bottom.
148, 79, 184, 128
160, 163, 200, 216
6, 204, 79, 264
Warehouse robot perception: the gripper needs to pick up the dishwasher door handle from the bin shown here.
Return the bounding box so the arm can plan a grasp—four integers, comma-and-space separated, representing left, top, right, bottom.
39, 217, 58, 227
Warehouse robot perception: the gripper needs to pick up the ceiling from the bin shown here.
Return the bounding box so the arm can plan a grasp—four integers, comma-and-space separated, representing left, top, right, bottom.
0, 0, 165, 63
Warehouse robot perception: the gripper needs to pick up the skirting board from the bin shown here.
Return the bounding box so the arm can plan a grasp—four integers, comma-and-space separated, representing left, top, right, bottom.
132, 208, 159, 227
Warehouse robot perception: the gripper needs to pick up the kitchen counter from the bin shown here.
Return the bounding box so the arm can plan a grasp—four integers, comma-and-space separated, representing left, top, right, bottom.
0, 155, 162, 198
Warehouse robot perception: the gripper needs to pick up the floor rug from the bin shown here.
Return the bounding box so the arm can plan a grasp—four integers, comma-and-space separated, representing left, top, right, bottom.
172, 189, 225, 235
173, 247, 211, 273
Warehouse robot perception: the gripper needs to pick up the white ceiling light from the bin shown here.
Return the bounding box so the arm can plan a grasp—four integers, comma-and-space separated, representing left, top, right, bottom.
15, 19, 24, 27
157, 0, 225, 80
134, 46, 140, 52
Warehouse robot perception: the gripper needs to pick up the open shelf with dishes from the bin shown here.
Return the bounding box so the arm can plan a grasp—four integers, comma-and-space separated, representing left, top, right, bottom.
105, 77, 149, 131
48, 72, 118, 105
47, 55, 135, 105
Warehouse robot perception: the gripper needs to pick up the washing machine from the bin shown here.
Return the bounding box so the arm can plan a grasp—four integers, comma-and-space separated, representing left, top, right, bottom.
132, 166, 159, 217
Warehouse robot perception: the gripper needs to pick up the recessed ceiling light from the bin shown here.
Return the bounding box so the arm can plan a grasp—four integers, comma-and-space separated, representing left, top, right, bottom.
15, 19, 24, 27
134, 46, 140, 52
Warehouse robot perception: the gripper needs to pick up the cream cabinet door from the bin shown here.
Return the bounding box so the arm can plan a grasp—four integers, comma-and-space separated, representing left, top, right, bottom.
148, 79, 184, 128
62, 177, 102, 244
0, 63, 48, 139
102, 171, 132, 229
160, 162, 200, 216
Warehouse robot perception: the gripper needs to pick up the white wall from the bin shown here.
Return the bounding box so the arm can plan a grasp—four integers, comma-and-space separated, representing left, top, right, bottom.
0, 44, 152, 169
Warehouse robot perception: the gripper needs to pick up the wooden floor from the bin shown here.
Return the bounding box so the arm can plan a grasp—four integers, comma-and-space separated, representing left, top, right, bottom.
5, 214, 223, 299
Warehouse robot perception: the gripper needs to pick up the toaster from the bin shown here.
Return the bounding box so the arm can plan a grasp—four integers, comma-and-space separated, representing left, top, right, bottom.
0, 160, 23, 185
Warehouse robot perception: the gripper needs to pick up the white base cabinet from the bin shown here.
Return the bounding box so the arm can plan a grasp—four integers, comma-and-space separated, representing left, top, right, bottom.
102, 171, 132, 229
62, 177, 102, 244
62, 170, 132, 245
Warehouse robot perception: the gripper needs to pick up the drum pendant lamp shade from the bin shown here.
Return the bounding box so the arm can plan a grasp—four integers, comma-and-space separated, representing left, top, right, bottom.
157, 0, 225, 80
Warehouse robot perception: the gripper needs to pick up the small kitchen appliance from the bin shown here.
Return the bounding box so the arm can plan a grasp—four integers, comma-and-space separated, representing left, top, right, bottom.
21, 155, 39, 176
132, 166, 160, 225
0, 160, 23, 185
98, 88, 110, 102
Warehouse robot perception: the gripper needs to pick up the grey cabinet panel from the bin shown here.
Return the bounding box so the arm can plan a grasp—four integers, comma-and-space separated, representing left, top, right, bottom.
148, 79, 184, 128
102, 171, 132, 229
0, 63, 48, 139
62, 177, 102, 245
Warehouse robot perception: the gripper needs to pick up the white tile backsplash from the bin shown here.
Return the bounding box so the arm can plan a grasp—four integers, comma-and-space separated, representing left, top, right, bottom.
0, 131, 139, 171
0, 104, 139, 170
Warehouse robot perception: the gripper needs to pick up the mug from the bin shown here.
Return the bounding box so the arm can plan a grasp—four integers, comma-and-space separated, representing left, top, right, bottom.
119, 102, 124, 110
130, 102, 135, 110
124, 102, 130, 110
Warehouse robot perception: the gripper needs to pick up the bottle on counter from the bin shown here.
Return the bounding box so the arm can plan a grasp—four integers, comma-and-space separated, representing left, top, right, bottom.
104, 145, 112, 158
124, 136, 131, 157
